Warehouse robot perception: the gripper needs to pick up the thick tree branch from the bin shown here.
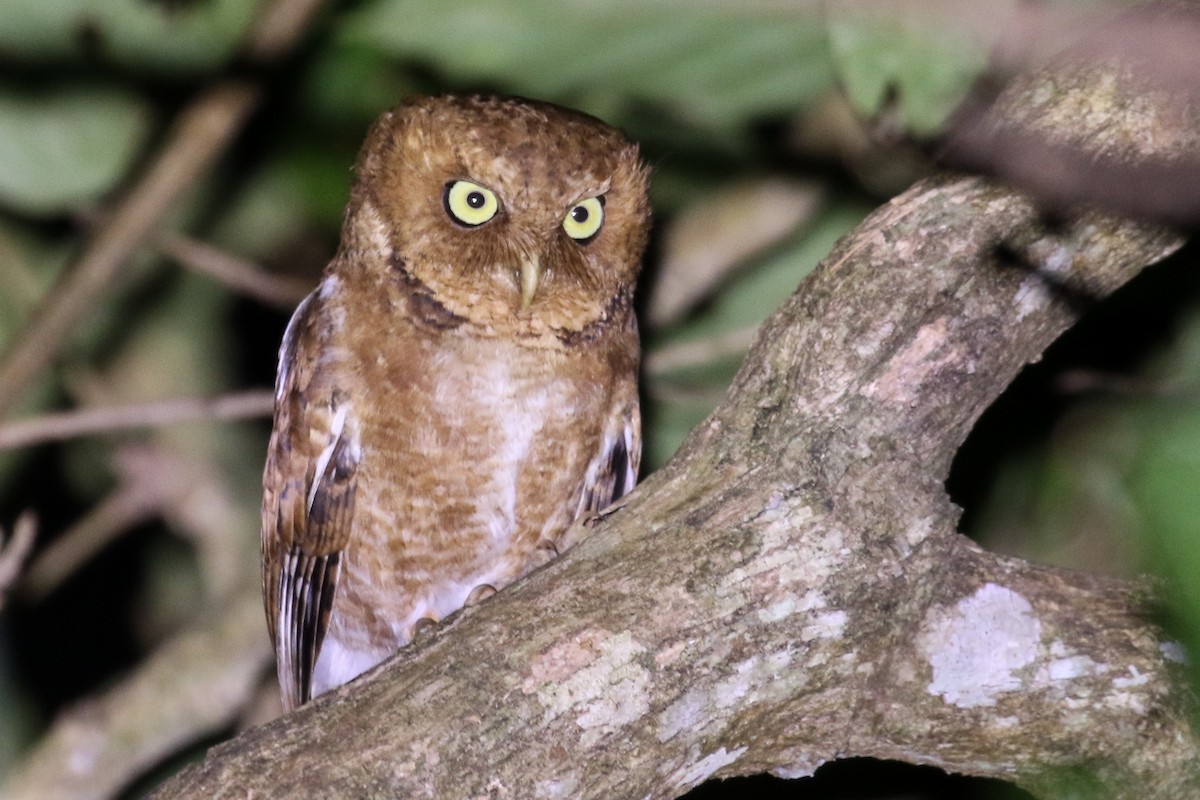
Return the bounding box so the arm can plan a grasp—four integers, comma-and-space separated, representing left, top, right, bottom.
149, 53, 1199, 800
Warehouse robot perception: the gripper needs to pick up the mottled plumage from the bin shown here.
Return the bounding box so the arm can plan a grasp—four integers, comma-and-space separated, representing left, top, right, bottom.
261, 95, 650, 709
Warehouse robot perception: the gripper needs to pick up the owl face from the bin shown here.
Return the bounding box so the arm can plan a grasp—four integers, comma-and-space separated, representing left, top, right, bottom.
351, 95, 651, 332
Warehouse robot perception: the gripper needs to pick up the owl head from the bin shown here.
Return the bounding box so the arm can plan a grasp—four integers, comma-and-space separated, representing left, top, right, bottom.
345, 94, 651, 334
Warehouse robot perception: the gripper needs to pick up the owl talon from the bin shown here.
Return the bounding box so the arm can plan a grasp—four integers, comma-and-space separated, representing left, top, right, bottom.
525, 539, 561, 570
584, 496, 630, 529
466, 583, 496, 606
410, 616, 439, 639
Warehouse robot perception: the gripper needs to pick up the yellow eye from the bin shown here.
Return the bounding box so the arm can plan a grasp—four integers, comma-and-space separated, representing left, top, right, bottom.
444, 180, 499, 227
562, 196, 604, 241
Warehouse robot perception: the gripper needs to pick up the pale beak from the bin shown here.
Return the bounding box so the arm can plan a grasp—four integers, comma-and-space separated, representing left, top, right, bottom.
519, 255, 541, 311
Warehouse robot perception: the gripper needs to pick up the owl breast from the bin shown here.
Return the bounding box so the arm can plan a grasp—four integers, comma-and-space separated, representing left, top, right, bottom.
311, 324, 613, 696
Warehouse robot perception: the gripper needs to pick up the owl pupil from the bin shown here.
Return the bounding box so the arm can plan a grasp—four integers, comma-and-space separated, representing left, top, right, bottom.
467, 191, 485, 209
571, 206, 589, 223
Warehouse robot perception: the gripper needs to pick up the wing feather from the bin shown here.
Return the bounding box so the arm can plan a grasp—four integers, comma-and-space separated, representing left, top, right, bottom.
577, 402, 641, 517
262, 290, 360, 710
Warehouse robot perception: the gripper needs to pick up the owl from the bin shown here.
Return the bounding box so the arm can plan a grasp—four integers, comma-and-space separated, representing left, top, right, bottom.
261, 95, 650, 710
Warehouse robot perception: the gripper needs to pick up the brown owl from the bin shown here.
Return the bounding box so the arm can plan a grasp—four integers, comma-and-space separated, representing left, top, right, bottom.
261, 95, 650, 710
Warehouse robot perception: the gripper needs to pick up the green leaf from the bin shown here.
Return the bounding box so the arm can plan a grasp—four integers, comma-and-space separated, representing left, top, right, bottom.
341, 1, 834, 135
1129, 401, 1200, 688
654, 197, 870, 345
209, 141, 354, 260
825, 1, 1017, 134
0, 85, 153, 216
299, 42, 422, 129
0, 0, 255, 73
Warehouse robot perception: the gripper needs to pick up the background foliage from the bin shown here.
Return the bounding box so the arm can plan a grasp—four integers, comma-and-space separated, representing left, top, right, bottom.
0, 1, 1192, 798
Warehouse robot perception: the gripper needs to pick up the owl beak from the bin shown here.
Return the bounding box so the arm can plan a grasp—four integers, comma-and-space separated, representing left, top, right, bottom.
518, 256, 541, 311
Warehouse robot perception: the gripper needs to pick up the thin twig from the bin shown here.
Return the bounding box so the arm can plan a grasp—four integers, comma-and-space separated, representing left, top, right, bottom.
0, 390, 274, 451
159, 234, 311, 309
646, 383, 731, 408
1055, 369, 1178, 397
0, 0, 330, 420
21, 485, 159, 602
74, 207, 313, 310
246, 0, 330, 62
0, 511, 37, 612
644, 326, 759, 376
18, 441, 253, 601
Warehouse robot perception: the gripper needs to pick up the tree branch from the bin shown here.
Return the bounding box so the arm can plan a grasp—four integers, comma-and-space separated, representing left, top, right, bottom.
149, 52, 1199, 800
158, 234, 311, 309
0, 390, 273, 452
0, 511, 36, 612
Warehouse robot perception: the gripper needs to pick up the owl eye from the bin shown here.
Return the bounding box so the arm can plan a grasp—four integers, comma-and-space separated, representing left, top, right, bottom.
444, 180, 499, 227
562, 196, 605, 242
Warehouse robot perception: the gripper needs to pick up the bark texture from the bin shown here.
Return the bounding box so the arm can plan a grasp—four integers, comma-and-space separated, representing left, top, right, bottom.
152, 50, 1200, 800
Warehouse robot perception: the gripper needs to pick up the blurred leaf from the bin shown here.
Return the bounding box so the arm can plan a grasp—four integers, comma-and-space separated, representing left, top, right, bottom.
60, 273, 264, 599
1125, 309, 1200, 674
1003, 406, 1141, 572
0, 0, 255, 73
300, 42, 421, 130
644, 358, 740, 470
208, 157, 317, 261
209, 140, 353, 262
281, 138, 361, 233
824, 0, 1017, 134
0, 85, 153, 216
648, 177, 824, 328
341, 1, 834, 136
58, 271, 229, 500
655, 196, 870, 345
969, 302, 1200, 591
83, 275, 236, 452
1133, 404, 1200, 629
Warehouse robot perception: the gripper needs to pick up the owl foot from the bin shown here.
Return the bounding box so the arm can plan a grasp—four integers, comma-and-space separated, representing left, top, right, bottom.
583, 495, 632, 529
525, 538, 560, 569
410, 616, 439, 640
466, 583, 496, 606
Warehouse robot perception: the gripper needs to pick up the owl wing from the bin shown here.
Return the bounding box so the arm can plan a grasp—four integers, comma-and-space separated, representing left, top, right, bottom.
576, 400, 641, 517
262, 291, 361, 710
